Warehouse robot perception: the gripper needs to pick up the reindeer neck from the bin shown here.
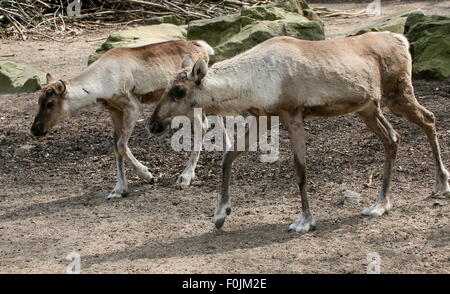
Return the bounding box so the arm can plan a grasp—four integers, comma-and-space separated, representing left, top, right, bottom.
194, 66, 248, 115
65, 65, 116, 114
65, 82, 98, 114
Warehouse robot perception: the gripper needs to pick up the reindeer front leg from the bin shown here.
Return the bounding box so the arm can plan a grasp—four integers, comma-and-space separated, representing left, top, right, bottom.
283, 112, 316, 234
213, 116, 261, 229
108, 108, 129, 199
107, 102, 154, 199
176, 113, 208, 187
121, 98, 155, 184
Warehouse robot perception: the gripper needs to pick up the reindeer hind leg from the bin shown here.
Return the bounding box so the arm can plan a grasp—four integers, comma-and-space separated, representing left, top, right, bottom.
358, 102, 400, 217
385, 77, 449, 196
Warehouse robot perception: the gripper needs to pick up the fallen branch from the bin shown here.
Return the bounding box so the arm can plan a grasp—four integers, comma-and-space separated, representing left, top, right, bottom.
0, 0, 270, 40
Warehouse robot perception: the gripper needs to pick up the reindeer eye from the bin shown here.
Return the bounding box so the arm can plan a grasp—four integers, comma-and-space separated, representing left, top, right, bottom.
46, 101, 54, 108
46, 89, 54, 96
170, 86, 186, 100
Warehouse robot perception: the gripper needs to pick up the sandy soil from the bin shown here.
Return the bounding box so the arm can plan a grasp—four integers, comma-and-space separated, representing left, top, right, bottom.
0, 1, 449, 273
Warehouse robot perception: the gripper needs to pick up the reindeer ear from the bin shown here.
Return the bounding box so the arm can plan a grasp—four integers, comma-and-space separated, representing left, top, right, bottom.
46, 73, 55, 84
181, 55, 194, 69
188, 59, 208, 84
54, 80, 66, 95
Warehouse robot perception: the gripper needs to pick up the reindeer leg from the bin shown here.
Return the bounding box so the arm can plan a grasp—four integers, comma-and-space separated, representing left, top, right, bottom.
213, 116, 263, 229
107, 109, 129, 200
385, 78, 449, 196
107, 100, 154, 199
217, 115, 232, 151
176, 114, 207, 187
122, 100, 154, 184
283, 112, 316, 234
358, 103, 400, 217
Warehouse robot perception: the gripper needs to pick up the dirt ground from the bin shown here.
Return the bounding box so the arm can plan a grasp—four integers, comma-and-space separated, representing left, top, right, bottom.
0, 1, 449, 274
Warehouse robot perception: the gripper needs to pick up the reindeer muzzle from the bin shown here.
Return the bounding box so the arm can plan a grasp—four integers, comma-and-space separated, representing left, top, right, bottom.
146, 118, 170, 136
30, 123, 47, 137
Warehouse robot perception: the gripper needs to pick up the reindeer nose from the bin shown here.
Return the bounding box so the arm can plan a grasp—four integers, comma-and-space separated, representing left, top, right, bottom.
146, 117, 170, 136
30, 123, 47, 137
149, 120, 164, 134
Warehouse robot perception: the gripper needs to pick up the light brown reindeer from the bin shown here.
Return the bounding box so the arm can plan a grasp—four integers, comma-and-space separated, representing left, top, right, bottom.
147, 32, 449, 234
31, 40, 215, 199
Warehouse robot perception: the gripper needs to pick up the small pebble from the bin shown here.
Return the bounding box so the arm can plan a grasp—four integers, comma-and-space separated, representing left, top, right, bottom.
342, 190, 361, 206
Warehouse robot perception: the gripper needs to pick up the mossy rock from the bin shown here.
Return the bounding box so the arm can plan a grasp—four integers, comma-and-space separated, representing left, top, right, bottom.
187, 15, 242, 47
405, 13, 450, 80
352, 9, 422, 35
0, 61, 45, 94
143, 15, 186, 26
212, 19, 324, 63
240, 6, 286, 21
87, 24, 187, 65
187, 0, 324, 64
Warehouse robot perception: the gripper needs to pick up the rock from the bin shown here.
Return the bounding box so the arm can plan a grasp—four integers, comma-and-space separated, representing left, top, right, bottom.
405, 12, 450, 80
214, 20, 323, 62
187, 15, 242, 47
353, 9, 422, 35
87, 24, 187, 65
187, 0, 324, 63
342, 190, 361, 206
353, 10, 450, 80
14, 144, 35, 156
0, 61, 45, 94
142, 15, 186, 26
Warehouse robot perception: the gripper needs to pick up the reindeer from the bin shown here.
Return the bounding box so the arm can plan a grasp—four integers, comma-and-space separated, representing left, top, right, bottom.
31, 40, 215, 199
147, 32, 449, 234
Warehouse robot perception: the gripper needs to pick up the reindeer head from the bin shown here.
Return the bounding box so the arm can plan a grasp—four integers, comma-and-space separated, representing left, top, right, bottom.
30, 73, 68, 137
146, 56, 208, 135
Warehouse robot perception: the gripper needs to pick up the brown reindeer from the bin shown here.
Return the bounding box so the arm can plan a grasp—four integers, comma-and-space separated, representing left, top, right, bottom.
31, 40, 214, 199
147, 33, 449, 234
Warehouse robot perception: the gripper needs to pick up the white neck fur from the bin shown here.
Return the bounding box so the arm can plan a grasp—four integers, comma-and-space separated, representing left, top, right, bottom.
64, 83, 98, 115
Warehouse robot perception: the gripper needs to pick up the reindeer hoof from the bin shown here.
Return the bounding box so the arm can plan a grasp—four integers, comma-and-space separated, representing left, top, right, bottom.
106, 192, 128, 200
362, 201, 391, 217
288, 215, 316, 235
176, 174, 194, 188
137, 169, 155, 184
431, 189, 450, 198
432, 170, 450, 197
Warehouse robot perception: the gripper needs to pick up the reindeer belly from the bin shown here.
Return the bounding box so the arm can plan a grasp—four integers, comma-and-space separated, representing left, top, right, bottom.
297, 71, 376, 119
304, 98, 371, 119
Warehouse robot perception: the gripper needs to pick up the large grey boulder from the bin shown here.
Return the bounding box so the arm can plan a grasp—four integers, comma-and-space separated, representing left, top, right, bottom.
187, 0, 324, 63
0, 61, 45, 94
87, 24, 187, 65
